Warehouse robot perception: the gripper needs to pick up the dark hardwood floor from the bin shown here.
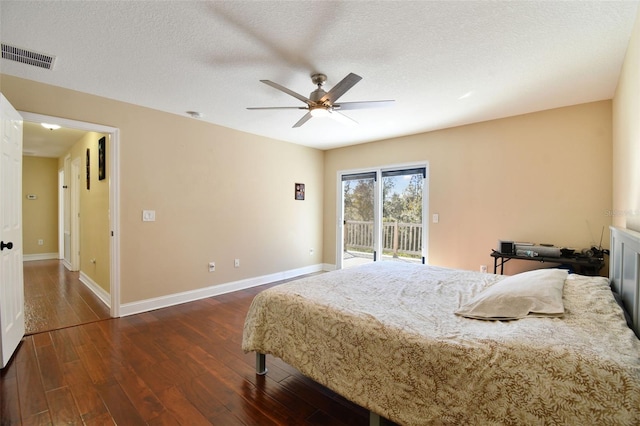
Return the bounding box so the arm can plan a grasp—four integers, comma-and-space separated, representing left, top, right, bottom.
23, 260, 111, 335
1, 280, 373, 425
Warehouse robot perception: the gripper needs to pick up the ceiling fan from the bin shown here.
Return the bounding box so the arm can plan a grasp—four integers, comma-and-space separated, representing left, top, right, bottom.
247, 73, 394, 128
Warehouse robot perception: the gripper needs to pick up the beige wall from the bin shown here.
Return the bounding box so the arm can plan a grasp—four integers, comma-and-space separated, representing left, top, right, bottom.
1, 74, 324, 304
67, 132, 110, 293
324, 101, 612, 275
2, 58, 621, 303
22, 156, 58, 255
613, 8, 640, 232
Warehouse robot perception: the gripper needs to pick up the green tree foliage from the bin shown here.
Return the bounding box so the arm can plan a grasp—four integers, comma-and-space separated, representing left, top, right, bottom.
399, 174, 423, 223
343, 178, 378, 222
344, 174, 423, 224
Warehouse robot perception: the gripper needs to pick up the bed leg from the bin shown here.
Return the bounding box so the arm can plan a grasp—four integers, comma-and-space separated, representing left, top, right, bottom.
255, 353, 267, 375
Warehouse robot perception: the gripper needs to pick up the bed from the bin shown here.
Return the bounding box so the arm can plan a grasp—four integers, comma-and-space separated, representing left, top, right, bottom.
242, 226, 640, 425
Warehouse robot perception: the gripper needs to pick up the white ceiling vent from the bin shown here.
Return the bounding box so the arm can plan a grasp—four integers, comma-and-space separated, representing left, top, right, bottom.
1, 43, 56, 70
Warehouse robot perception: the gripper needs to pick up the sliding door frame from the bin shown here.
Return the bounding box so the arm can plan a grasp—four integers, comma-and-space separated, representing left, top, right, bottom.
336, 161, 429, 269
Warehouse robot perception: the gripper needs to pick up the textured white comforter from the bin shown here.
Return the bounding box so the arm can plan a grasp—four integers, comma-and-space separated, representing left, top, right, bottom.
242, 262, 640, 425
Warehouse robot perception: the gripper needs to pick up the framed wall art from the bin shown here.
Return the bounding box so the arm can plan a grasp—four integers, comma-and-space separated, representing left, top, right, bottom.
98, 136, 106, 181
86, 148, 90, 190
295, 183, 305, 200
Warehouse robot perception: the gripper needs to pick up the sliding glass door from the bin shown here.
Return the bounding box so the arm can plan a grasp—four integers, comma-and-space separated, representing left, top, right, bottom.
342, 172, 377, 267
381, 168, 425, 263
339, 165, 427, 269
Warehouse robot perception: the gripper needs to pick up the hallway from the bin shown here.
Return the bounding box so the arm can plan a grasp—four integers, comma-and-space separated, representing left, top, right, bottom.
23, 260, 110, 335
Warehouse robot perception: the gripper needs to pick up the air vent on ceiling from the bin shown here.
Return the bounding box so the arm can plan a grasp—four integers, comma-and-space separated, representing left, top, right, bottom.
1, 43, 56, 70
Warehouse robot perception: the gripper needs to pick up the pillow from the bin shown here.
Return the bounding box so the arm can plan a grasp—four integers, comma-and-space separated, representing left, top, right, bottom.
455, 269, 567, 320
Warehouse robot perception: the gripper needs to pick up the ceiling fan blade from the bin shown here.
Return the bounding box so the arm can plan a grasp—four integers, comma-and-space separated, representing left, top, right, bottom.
247, 106, 308, 110
320, 73, 362, 104
327, 110, 358, 126
260, 80, 311, 104
333, 100, 395, 110
293, 112, 313, 128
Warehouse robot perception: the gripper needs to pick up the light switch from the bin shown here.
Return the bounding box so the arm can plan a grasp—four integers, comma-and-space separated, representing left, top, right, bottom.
432, 213, 439, 223
142, 210, 156, 222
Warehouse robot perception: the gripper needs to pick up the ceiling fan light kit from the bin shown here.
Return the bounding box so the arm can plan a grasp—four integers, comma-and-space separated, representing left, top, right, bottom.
247, 72, 394, 128
309, 107, 329, 118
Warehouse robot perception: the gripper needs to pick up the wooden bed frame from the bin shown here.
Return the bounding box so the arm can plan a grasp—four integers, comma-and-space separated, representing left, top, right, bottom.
253, 226, 640, 425
609, 226, 640, 338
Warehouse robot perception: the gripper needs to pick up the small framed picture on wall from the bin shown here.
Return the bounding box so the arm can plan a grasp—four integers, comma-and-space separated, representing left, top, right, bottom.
98, 136, 106, 181
86, 148, 90, 190
295, 183, 305, 200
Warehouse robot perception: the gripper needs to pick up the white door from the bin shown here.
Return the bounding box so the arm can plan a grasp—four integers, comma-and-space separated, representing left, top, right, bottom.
63, 155, 71, 266
58, 169, 64, 259
70, 157, 80, 271
0, 93, 25, 369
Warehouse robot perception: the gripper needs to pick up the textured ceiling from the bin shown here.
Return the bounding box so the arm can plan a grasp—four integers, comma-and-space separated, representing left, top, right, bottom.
1, 1, 638, 151
22, 122, 86, 158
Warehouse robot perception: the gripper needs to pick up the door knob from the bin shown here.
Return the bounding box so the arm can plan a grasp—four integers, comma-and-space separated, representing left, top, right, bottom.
0, 241, 13, 251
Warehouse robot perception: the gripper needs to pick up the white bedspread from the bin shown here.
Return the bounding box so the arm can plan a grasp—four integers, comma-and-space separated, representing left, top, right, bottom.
242, 262, 640, 425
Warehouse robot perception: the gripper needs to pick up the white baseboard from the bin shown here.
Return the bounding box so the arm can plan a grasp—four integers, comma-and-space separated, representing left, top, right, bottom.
79, 271, 111, 308
323, 263, 337, 271
119, 263, 326, 317
23, 253, 59, 262
62, 259, 73, 271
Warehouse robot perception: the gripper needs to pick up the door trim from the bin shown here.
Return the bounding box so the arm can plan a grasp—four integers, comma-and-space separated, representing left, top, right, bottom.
19, 112, 121, 318
58, 169, 64, 260
70, 157, 80, 271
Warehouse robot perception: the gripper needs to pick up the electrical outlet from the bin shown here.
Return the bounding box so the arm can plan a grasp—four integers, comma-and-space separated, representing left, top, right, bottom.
37, 239, 44, 245
208, 262, 215, 272
142, 210, 156, 222
234, 258, 240, 268
480, 265, 487, 273
309, 248, 314, 256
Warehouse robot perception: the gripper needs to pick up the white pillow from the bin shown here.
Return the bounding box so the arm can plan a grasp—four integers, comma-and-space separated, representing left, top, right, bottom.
455, 269, 567, 320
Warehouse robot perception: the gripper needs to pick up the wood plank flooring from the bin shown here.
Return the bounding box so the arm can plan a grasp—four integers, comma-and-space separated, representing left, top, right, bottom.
23, 260, 111, 335
1, 281, 374, 425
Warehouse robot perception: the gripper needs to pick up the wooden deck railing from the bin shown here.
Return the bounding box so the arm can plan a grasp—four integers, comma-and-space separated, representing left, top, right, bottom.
344, 220, 422, 257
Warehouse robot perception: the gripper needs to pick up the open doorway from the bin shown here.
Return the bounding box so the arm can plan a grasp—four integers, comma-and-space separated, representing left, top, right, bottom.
20, 112, 120, 333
